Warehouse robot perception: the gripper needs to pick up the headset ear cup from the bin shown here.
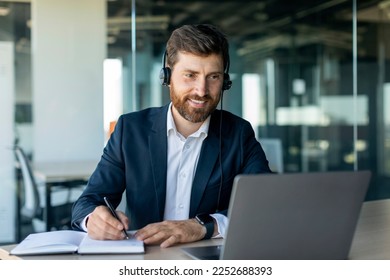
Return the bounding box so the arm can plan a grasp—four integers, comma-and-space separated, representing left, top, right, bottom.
223, 73, 232, 91
159, 67, 171, 86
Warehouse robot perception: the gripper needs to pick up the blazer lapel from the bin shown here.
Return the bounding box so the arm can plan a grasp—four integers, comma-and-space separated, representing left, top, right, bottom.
149, 105, 169, 221
189, 112, 220, 217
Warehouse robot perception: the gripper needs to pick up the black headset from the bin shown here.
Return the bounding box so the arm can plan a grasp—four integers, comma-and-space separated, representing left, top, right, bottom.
159, 51, 232, 91
159, 51, 171, 87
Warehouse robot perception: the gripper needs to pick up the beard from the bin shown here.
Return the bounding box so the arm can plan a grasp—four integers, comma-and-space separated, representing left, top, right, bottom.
170, 84, 220, 123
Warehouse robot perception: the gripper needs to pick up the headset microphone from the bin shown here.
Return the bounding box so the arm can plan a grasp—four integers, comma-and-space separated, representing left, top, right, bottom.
216, 91, 224, 212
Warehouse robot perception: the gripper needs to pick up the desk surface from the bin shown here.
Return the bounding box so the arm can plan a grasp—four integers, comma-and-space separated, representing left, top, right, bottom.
2, 199, 390, 260
348, 198, 390, 259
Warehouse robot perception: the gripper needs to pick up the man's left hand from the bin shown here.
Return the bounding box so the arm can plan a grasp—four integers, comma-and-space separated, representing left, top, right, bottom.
134, 219, 206, 248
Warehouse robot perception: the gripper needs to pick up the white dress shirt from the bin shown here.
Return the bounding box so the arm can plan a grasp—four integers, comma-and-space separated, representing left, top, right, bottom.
164, 103, 227, 237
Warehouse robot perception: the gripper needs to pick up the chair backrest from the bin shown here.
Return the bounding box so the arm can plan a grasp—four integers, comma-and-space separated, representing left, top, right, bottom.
259, 138, 284, 173
14, 146, 41, 219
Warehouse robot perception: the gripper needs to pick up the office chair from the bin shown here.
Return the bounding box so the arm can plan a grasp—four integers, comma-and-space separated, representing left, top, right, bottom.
14, 146, 80, 234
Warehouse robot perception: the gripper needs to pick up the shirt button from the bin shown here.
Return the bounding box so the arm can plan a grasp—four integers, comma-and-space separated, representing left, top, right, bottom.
185, 144, 190, 149
179, 204, 184, 209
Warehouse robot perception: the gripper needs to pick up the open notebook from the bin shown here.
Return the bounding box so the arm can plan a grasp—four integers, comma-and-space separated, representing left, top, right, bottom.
10, 230, 144, 256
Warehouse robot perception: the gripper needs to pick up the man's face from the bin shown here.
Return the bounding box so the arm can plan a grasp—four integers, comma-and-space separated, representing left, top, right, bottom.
169, 51, 224, 123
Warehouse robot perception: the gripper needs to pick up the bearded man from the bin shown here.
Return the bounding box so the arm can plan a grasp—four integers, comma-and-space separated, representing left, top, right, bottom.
71, 24, 271, 248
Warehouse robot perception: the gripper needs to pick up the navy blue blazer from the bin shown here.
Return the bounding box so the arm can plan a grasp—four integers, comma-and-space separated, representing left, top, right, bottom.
71, 104, 271, 230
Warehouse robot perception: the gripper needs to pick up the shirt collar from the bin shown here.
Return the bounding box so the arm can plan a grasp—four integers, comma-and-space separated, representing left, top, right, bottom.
167, 102, 210, 139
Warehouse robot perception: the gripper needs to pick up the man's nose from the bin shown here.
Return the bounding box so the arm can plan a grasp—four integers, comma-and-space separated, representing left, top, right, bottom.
194, 77, 208, 96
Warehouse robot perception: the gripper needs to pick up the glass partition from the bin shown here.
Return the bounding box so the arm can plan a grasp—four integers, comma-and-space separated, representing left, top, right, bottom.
2, 0, 390, 243
121, 0, 389, 199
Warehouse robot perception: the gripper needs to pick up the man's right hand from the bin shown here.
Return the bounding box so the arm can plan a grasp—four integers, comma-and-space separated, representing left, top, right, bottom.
86, 205, 129, 240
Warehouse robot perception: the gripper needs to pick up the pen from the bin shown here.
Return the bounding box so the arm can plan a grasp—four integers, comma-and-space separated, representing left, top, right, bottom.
103, 196, 130, 239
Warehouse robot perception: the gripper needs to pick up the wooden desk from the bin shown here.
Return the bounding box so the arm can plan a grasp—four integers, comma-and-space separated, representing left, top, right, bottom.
3, 198, 390, 260
0, 239, 223, 260
348, 198, 390, 259
33, 160, 98, 231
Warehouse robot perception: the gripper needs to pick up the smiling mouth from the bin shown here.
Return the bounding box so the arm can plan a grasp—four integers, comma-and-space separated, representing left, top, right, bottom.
190, 99, 206, 104
188, 99, 207, 109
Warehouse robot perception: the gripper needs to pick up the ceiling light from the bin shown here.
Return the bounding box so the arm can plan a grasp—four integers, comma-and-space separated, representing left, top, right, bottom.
0, 7, 10, 16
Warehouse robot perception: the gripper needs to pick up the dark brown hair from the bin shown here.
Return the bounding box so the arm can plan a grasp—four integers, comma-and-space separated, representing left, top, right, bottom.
166, 24, 229, 71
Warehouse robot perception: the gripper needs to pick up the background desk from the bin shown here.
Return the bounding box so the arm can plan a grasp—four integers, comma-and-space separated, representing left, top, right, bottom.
33, 160, 98, 183
3, 199, 390, 260
33, 160, 98, 231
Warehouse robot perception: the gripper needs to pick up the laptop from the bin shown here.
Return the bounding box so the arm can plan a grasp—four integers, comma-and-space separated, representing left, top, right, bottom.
182, 171, 371, 260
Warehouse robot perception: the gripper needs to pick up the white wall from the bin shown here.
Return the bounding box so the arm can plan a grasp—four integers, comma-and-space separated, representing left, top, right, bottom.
0, 42, 16, 243
32, 0, 106, 162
